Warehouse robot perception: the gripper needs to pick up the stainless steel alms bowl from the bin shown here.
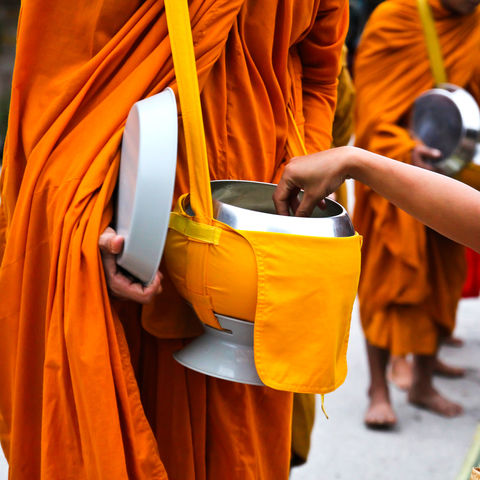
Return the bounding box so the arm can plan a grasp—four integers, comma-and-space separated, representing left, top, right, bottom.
175, 179, 355, 386
204, 180, 355, 237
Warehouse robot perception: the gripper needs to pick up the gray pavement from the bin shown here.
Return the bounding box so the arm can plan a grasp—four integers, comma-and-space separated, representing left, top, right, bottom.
0, 297, 478, 479
291, 297, 480, 480
0, 441, 5, 478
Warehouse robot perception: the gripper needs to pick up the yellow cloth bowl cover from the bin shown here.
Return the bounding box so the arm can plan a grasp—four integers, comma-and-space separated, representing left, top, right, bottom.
165, 195, 362, 394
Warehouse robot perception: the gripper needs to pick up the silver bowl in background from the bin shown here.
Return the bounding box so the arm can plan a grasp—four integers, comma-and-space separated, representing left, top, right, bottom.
411, 84, 480, 176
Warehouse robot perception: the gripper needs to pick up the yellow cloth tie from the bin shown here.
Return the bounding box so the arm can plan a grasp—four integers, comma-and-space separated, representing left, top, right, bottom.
320, 394, 329, 420
169, 212, 222, 245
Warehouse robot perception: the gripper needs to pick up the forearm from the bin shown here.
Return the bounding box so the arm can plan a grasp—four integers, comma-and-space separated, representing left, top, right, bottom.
348, 147, 480, 251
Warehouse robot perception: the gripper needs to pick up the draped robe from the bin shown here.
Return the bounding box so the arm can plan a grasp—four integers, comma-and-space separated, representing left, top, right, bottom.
0, 0, 347, 478
353, 0, 480, 355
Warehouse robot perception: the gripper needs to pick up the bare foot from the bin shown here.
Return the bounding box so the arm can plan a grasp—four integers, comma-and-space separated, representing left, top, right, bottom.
433, 358, 466, 378
364, 390, 397, 429
408, 385, 463, 417
388, 356, 412, 391
442, 336, 464, 348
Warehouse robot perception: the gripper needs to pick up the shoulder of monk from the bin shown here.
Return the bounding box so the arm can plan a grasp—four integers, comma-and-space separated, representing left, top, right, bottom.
360, 0, 423, 48
368, 0, 419, 24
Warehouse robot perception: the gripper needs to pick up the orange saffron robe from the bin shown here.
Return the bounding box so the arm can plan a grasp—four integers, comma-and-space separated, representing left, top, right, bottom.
353, 0, 480, 355
0, 0, 347, 478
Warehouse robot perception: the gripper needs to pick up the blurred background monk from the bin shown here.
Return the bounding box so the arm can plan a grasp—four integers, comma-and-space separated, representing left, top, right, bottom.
353, 0, 480, 428
0, 0, 348, 478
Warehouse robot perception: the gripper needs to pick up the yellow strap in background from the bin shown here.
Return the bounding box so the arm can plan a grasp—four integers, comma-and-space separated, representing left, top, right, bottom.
164, 0, 213, 222
417, 0, 447, 85
286, 107, 308, 157
287, 105, 349, 210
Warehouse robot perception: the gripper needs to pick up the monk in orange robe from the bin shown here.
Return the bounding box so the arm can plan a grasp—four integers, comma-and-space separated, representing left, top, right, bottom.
0, 0, 347, 478
352, 0, 480, 427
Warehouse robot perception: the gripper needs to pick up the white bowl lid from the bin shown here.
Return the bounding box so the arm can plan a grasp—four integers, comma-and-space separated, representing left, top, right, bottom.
116, 87, 177, 284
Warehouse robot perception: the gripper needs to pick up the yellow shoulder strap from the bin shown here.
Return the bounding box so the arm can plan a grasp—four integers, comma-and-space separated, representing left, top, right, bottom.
164, 0, 213, 223
417, 0, 447, 85
166, 0, 308, 195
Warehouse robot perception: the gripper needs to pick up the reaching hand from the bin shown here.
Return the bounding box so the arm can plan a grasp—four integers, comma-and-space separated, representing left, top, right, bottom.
273, 147, 351, 217
98, 227, 163, 304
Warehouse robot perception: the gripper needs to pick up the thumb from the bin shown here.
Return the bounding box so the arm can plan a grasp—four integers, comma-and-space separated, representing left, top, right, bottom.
99, 227, 124, 255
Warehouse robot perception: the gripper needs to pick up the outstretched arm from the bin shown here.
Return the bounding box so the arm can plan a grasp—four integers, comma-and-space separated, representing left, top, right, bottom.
273, 146, 480, 253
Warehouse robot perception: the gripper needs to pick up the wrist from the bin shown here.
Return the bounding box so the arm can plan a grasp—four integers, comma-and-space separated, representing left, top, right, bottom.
340, 146, 361, 180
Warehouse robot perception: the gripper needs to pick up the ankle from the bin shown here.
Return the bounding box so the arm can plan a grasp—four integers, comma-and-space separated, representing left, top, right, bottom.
368, 384, 390, 402
409, 380, 435, 396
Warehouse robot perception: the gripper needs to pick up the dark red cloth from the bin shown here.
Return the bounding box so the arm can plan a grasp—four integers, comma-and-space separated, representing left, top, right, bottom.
462, 248, 480, 298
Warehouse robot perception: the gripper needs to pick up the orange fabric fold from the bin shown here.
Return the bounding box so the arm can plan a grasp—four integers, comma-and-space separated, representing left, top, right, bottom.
0, 0, 347, 478
352, 0, 479, 354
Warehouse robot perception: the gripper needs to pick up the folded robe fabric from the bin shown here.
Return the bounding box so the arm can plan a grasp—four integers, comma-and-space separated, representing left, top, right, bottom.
0, 0, 348, 478
353, 0, 480, 355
